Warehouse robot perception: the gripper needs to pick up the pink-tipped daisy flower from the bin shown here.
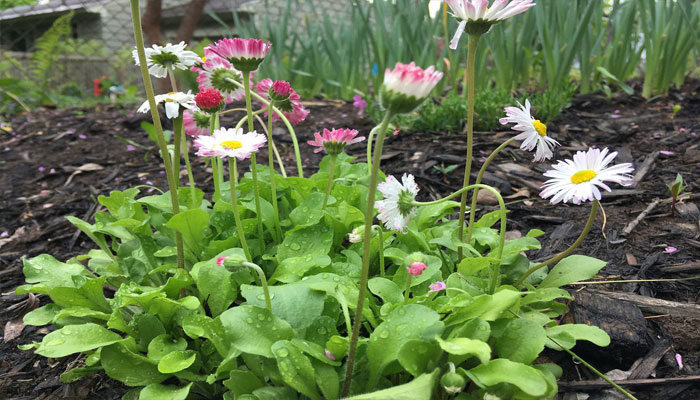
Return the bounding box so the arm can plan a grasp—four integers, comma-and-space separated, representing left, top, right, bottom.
307, 128, 365, 156
381, 62, 443, 114
183, 109, 211, 137
499, 99, 559, 162
194, 127, 267, 160
255, 78, 309, 124
540, 147, 634, 205
407, 262, 428, 277
216, 256, 226, 266
446, 0, 536, 49
375, 173, 420, 232
207, 38, 271, 71
138, 91, 196, 119
195, 51, 247, 103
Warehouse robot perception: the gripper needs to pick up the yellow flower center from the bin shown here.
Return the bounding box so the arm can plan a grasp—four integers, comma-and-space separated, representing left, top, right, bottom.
571, 170, 597, 184
532, 120, 547, 137
165, 92, 176, 102
221, 140, 243, 149
201, 56, 206, 62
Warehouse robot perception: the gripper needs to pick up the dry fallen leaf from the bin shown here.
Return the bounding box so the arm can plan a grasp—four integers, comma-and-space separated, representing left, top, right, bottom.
3, 319, 25, 342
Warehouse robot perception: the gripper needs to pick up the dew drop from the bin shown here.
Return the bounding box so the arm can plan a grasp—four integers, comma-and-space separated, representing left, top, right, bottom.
63, 329, 72, 335
398, 308, 406, 316
47, 339, 64, 346
379, 330, 390, 339
276, 348, 290, 357
290, 243, 301, 251
246, 318, 254, 324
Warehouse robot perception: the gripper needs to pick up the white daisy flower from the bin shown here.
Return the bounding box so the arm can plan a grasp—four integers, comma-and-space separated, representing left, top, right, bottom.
132, 41, 200, 78
499, 99, 559, 162
138, 91, 196, 119
194, 127, 267, 161
446, 0, 536, 49
540, 148, 634, 205
375, 174, 420, 232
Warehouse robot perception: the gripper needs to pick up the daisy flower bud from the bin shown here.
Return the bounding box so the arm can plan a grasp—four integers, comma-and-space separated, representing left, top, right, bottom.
270, 80, 291, 100
255, 79, 309, 124
194, 127, 267, 160
500, 99, 559, 162
132, 41, 200, 78
207, 38, 271, 72
183, 109, 211, 137
407, 262, 428, 277
540, 147, 634, 205
195, 88, 224, 113
375, 174, 419, 232
429, 281, 447, 292
307, 128, 365, 157
380, 62, 443, 114
446, 0, 536, 49
217, 255, 246, 268
138, 91, 196, 119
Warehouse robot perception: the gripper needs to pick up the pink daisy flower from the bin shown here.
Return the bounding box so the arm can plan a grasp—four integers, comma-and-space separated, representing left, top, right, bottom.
429, 281, 447, 292
183, 109, 210, 137
307, 128, 365, 156
207, 38, 271, 71
381, 62, 443, 114
195, 51, 246, 103
194, 127, 266, 160
407, 262, 428, 277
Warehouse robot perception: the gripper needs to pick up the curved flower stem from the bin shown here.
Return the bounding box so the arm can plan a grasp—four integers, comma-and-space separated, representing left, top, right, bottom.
181, 132, 197, 206
323, 155, 337, 208
172, 115, 183, 187
465, 137, 516, 246
228, 158, 252, 262
130, 0, 183, 270
220, 107, 263, 116
378, 226, 385, 277
514, 200, 599, 288
548, 336, 638, 400
242, 261, 271, 312
225, 77, 303, 177
457, 33, 481, 263
366, 125, 379, 174
209, 113, 221, 201
243, 74, 266, 256
342, 110, 394, 397
415, 183, 507, 293
265, 101, 283, 242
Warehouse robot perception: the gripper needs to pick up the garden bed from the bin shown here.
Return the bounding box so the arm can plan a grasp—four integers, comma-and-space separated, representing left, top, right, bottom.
1, 79, 699, 399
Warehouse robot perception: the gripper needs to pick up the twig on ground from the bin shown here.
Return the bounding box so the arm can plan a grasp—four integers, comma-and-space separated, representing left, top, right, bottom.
622, 199, 660, 236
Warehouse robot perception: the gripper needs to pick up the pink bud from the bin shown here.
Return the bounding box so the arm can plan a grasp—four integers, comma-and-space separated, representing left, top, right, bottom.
272, 80, 291, 97
216, 256, 226, 266
324, 349, 336, 361
407, 262, 427, 277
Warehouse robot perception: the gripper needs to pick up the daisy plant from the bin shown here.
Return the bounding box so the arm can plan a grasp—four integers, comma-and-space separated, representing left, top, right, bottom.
445, 0, 535, 262
19, 2, 644, 399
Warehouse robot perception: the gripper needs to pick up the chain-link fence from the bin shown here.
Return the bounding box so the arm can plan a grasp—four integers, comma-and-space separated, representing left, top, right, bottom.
0, 0, 350, 100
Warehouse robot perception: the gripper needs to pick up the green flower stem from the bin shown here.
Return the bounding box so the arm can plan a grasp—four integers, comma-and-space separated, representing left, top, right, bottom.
403, 275, 412, 304
378, 226, 385, 277
548, 336, 639, 400
235, 108, 287, 177
228, 158, 252, 262
465, 137, 516, 246
221, 107, 264, 116
130, 0, 184, 270
323, 155, 337, 208
172, 116, 183, 187
336, 293, 353, 339
457, 33, 482, 263
168, 70, 178, 92
342, 110, 394, 397
210, 113, 221, 200
265, 100, 283, 242
179, 119, 197, 206
242, 261, 271, 312
514, 200, 599, 288
225, 76, 304, 177
243, 74, 266, 256
416, 183, 507, 293
366, 125, 379, 174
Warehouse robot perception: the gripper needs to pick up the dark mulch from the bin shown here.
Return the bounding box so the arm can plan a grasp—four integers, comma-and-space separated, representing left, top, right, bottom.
1, 79, 699, 399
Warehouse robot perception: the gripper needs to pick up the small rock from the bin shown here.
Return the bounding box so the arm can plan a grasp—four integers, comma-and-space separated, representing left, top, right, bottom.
683, 148, 700, 163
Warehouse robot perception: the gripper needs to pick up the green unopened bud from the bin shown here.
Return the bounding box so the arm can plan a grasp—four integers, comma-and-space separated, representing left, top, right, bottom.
221, 255, 246, 268
405, 252, 427, 266
441, 372, 466, 395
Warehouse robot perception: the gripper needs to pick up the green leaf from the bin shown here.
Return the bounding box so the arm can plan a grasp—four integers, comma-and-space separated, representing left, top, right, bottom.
223, 370, 264, 397
24, 304, 61, 326
271, 340, 322, 400
157, 350, 197, 373
436, 337, 491, 364
101, 342, 168, 386
495, 318, 546, 364
147, 334, 187, 361
538, 255, 606, 289
368, 304, 443, 388
458, 257, 493, 275
500, 237, 541, 257
397, 339, 442, 376
241, 282, 325, 331
545, 324, 610, 350
22, 254, 84, 288
346, 368, 439, 400
65, 216, 112, 257
474, 210, 505, 228
270, 254, 332, 283
289, 192, 325, 228
368, 277, 404, 304
60, 365, 103, 383
139, 383, 192, 400
35, 324, 123, 358
277, 224, 333, 261
190, 259, 237, 317
165, 209, 210, 258
465, 359, 548, 397
415, 201, 460, 230
219, 305, 295, 357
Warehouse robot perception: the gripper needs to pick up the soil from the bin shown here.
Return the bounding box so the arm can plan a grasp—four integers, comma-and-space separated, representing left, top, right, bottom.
1, 79, 699, 399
